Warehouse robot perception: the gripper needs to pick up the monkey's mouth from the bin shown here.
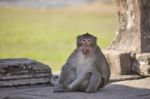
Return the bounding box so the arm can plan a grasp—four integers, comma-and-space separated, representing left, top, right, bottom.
82, 49, 90, 55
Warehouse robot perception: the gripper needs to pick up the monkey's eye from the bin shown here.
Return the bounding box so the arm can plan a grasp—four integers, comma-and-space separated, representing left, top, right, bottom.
87, 39, 91, 42
82, 39, 86, 42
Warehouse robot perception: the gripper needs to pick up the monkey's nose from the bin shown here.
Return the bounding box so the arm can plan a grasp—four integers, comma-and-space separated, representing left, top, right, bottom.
83, 44, 89, 48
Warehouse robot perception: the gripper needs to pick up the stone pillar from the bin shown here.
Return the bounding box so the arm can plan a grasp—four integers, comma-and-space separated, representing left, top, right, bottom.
109, 0, 150, 53
104, 0, 150, 76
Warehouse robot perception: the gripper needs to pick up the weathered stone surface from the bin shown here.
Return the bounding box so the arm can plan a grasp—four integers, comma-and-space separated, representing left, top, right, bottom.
109, 0, 150, 53
0, 58, 52, 87
140, 0, 150, 52
0, 77, 150, 99
132, 53, 150, 76
103, 50, 150, 76
4, 95, 36, 99
103, 50, 131, 75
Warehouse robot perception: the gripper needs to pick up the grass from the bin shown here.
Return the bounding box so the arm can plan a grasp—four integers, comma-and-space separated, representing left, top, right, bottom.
0, 3, 117, 72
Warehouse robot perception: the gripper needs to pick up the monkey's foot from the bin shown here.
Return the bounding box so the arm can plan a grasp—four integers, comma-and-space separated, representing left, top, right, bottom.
85, 88, 97, 93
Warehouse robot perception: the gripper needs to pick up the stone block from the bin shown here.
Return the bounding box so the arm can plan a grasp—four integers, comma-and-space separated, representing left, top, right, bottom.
0, 58, 52, 87
132, 53, 150, 76
103, 50, 131, 75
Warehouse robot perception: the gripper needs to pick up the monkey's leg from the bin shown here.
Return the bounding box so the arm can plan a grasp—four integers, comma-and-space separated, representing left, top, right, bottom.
85, 72, 102, 93
68, 72, 91, 91
54, 74, 75, 92
54, 67, 76, 92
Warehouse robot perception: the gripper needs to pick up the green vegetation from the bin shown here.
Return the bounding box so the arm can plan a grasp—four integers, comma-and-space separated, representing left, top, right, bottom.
0, 3, 117, 71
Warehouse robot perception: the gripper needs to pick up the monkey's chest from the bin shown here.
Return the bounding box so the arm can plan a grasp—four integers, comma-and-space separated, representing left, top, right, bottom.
76, 57, 94, 76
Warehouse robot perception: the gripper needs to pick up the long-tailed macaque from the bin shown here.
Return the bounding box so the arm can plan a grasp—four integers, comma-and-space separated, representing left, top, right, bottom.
54, 33, 110, 93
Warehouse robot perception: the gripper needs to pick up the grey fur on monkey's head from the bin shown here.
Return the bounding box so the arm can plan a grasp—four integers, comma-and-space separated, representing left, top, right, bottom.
76, 33, 97, 47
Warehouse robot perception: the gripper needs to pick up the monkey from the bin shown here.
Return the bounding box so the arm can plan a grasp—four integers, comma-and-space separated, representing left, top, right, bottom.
54, 33, 110, 93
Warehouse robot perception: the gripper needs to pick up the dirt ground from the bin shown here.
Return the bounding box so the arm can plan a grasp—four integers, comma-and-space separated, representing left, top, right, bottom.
0, 77, 150, 99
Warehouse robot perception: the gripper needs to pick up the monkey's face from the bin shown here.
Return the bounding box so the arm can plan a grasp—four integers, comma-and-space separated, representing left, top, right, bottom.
79, 38, 92, 55
77, 33, 97, 56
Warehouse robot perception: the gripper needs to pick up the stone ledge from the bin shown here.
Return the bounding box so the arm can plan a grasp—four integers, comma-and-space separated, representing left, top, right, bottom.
109, 75, 144, 83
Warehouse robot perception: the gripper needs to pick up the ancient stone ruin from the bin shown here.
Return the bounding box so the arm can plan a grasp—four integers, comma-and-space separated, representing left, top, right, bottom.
106, 0, 150, 76
0, 58, 52, 87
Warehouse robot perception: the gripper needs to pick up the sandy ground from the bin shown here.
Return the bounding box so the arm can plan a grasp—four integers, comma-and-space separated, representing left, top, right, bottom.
0, 77, 150, 99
